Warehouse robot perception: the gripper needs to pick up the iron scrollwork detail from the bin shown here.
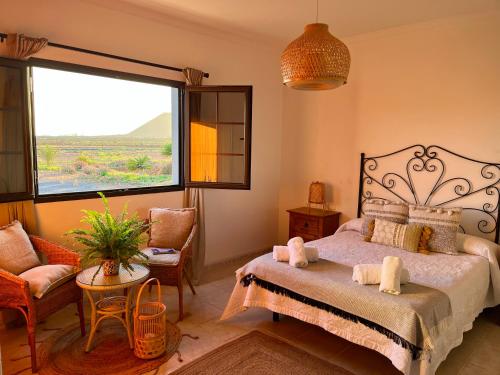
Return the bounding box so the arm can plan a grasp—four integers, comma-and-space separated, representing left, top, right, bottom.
358, 145, 500, 243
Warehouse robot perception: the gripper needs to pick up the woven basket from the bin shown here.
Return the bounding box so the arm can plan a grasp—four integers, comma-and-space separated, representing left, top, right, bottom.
133, 278, 167, 359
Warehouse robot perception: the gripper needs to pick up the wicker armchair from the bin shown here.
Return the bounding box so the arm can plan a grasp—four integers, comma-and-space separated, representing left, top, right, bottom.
0, 235, 85, 373
144, 208, 198, 321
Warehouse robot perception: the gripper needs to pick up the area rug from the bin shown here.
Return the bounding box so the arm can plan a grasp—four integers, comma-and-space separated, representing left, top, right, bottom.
38, 319, 184, 375
171, 330, 355, 375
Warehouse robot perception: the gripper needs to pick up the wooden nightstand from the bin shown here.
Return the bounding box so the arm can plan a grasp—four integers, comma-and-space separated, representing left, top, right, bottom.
287, 207, 341, 241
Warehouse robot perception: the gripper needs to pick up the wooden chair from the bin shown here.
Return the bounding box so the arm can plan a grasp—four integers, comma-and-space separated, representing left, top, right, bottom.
143, 208, 197, 321
0, 236, 85, 372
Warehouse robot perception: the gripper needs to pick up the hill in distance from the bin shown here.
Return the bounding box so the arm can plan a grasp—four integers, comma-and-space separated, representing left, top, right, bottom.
126, 112, 172, 138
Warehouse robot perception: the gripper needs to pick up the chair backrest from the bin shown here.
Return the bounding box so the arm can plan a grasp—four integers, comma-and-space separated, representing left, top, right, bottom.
148, 208, 196, 250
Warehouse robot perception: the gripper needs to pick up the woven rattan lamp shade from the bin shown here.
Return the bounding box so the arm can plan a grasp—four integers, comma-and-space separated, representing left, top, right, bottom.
281, 23, 350, 90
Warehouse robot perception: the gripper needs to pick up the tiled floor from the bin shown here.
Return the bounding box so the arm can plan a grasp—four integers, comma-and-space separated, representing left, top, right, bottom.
1, 268, 499, 375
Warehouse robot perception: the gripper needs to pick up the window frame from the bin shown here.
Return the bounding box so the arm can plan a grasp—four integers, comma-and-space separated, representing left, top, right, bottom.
28, 58, 186, 203
0, 57, 33, 203
184, 85, 252, 190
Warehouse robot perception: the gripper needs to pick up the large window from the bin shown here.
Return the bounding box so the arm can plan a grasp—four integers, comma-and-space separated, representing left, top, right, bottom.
0, 57, 253, 204
31, 63, 182, 200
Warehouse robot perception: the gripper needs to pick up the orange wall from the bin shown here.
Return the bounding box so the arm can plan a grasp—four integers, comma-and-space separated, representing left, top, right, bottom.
278, 11, 500, 242
0, 0, 283, 266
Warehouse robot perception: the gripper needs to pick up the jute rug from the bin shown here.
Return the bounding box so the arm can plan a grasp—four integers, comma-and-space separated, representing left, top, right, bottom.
38, 319, 186, 375
171, 330, 355, 375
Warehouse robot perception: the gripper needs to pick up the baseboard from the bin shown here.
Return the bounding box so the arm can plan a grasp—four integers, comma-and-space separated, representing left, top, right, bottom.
199, 247, 270, 284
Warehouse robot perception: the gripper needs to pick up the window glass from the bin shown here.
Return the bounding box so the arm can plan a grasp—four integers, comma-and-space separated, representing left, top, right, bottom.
32, 66, 180, 196
187, 87, 251, 188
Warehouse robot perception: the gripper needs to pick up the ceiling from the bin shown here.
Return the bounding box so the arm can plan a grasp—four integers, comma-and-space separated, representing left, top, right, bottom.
113, 0, 499, 45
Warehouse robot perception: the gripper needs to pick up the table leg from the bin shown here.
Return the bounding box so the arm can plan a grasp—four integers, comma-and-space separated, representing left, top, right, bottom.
84, 290, 97, 352
125, 287, 134, 349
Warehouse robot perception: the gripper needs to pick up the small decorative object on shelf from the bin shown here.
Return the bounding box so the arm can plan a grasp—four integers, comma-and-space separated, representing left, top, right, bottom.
287, 207, 340, 241
67, 192, 152, 281
308, 181, 327, 211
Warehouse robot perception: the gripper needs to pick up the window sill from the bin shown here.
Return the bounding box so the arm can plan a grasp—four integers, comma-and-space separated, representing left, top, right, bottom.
34, 185, 185, 203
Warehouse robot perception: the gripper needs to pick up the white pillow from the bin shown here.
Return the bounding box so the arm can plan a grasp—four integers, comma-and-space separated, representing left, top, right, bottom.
456, 233, 500, 305
18, 264, 76, 299
456, 233, 500, 261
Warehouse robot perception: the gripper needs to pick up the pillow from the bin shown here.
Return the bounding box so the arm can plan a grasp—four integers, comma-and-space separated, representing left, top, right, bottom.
18, 264, 76, 299
408, 205, 462, 255
363, 219, 375, 241
149, 208, 196, 250
371, 218, 423, 253
0, 221, 41, 275
417, 226, 433, 254
456, 233, 500, 260
361, 199, 409, 236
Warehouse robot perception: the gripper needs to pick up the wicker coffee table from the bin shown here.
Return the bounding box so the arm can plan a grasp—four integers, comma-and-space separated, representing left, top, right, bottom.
76, 264, 150, 352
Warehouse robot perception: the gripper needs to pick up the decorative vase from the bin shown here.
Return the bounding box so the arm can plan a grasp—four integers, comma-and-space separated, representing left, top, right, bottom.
102, 259, 120, 276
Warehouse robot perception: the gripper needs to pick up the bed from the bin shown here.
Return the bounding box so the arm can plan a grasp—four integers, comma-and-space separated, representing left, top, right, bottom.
221, 145, 500, 375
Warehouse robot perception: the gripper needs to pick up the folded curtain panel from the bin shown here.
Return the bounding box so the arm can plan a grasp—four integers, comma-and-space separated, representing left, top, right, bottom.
236, 253, 452, 359
0, 200, 37, 234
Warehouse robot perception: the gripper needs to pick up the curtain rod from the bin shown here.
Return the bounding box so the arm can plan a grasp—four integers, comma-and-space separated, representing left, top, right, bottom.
0, 32, 209, 78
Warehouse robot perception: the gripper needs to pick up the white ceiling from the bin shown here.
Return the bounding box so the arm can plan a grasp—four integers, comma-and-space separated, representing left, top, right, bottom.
112, 0, 499, 45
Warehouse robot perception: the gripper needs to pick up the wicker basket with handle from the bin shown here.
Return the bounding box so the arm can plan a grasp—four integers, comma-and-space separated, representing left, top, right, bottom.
133, 278, 167, 359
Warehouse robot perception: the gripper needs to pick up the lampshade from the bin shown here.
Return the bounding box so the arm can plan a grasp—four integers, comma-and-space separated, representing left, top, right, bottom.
280, 23, 350, 90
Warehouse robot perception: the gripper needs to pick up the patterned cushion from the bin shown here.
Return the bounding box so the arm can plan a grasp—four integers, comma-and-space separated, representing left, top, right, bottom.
371, 218, 423, 252
361, 199, 409, 236
408, 205, 462, 255
0, 221, 41, 275
363, 219, 376, 242
149, 208, 195, 250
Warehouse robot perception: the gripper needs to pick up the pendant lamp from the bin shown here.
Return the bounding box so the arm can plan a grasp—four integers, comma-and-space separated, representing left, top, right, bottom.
280, 1, 350, 90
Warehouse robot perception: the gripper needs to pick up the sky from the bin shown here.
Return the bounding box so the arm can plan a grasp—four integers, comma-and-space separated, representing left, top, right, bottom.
32, 67, 175, 136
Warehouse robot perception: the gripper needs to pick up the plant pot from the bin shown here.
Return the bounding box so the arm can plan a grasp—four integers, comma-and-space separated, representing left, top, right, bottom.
102, 259, 120, 276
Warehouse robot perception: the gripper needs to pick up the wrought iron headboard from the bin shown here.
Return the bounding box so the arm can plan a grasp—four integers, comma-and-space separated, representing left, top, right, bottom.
356, 145, 500, 244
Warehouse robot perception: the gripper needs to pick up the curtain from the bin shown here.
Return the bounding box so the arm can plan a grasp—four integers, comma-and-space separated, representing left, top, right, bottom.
0, 33, 45, 241
0, 200, 38, 234
182, 67, 204, 86
5, 33, 48, 59
183, 67, 205, 284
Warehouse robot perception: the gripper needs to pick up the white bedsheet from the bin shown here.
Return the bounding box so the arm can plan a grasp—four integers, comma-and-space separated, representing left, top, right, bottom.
222, 220, 499, 375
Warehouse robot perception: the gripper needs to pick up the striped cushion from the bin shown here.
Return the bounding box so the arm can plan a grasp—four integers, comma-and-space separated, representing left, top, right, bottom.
361, 199, 409, 236
371, 218, 423, 252
408, 205, 462, 255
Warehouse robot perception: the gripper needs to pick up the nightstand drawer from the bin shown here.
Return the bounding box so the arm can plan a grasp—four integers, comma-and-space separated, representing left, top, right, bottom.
292, 215, 319, 235
287, 207, 340, 241
290, 231, 318, 242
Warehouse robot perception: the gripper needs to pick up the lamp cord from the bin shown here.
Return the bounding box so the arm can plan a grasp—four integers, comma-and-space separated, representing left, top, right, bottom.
316, 0, 319, 23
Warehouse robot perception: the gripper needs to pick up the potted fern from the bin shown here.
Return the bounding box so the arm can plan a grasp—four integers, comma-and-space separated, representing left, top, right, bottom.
67, 192, 150, 279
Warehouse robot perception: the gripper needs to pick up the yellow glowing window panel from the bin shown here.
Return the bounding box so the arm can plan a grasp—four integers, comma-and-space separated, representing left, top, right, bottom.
190, 122, 217, 182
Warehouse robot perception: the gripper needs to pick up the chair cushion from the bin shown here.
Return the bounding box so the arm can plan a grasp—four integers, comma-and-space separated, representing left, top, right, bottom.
149, 208, 195, 250
0, 221, 41, 275
142, 248, 180, 266
18, 264, 76, 299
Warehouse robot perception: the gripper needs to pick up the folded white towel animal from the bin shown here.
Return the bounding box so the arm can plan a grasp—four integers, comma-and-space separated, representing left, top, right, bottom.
273, 245, 319, 263
379, 256, 403, 295
287, 237, 308, 268
352, 264, 410, 285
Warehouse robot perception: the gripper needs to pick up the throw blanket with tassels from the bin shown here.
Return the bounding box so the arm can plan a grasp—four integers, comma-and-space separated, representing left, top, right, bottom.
237, 253, 451, 359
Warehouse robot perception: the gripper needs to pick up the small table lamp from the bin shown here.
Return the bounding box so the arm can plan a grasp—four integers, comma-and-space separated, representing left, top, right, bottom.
308, 181, 327, 211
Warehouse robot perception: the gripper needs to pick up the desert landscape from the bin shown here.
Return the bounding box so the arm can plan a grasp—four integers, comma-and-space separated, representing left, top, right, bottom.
36, 113, 175, 195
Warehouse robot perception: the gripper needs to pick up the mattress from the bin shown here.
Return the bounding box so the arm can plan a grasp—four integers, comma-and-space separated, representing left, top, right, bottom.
222, 220, 498, 375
